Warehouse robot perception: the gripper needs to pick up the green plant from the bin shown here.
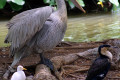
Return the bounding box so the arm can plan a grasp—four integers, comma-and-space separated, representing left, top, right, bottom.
0, 0, 6, 9
43, 0, 55, 6
0, 0, 25, 11
99, 0, 119, 6
0, 0, 85, 11
43, 0, 85, 9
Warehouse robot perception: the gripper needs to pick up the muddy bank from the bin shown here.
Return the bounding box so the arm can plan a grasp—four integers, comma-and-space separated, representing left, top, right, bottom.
0, 39, 120, 80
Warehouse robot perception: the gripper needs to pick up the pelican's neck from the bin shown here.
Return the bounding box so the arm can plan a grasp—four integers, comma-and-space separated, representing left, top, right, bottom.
56, 0, 67, 14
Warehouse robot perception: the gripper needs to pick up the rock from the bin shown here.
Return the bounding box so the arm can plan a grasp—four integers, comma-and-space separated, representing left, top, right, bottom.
26, 75, 34, 80
33, 64, 57, 80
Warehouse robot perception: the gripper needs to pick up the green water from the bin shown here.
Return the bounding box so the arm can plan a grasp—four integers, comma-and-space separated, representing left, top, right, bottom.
0, 20, 9, 47
64, 13, 120, 42
0, 13, 120, 47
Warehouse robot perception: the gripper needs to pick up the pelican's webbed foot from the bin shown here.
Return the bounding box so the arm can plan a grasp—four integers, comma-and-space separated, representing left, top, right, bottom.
3, 70, 10, 80
40, 53, 54, 71
3, 66, 15, 79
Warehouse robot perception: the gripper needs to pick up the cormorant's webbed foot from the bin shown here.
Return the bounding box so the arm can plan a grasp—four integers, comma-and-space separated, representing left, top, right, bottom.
40, 53, 54, 71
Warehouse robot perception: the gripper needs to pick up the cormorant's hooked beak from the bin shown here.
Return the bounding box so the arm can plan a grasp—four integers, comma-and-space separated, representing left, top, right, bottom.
110, 46, 118, 49
71, 0, 86, 13
107, 46, 118, 61
97, 1, 104, 8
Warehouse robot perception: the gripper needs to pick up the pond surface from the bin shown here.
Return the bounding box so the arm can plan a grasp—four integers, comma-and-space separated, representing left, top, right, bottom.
0, 19, 9, 47
64, 12, 120, 42
0, 12, 120, 47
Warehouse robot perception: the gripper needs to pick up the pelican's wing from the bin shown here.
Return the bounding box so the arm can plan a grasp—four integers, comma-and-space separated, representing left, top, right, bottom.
34, 13, 67, 51
86, 58, 111, 80
5, 6, 54, 55
7, 7, 54, 29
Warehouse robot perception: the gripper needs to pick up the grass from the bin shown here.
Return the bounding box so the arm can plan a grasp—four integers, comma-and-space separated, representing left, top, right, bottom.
0, 21, 10, 47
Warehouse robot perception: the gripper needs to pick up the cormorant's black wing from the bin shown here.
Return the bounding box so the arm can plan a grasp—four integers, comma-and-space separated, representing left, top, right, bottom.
86, 57, 111, 80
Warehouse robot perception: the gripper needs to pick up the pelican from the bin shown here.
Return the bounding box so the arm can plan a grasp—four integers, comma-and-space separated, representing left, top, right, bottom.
3, 0, 85, 79
11, 65, 27, 80
86, 44, 116, 80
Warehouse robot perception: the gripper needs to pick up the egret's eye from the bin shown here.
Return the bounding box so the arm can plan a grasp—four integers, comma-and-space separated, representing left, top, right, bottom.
19, 66, 23, 69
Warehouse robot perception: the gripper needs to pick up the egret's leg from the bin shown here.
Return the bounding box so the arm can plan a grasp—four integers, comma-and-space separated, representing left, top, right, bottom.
40, 53, 54, 71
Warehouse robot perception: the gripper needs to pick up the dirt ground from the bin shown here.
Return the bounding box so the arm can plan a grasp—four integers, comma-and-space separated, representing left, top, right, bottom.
0, 39, 120, 80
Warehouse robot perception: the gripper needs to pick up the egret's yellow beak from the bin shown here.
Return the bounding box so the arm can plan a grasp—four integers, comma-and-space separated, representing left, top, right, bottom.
23, 68, 27, 70
97, 1, 104, 8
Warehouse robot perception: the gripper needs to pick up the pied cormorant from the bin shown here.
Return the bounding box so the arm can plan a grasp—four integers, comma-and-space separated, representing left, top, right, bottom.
86, 44, 116, 80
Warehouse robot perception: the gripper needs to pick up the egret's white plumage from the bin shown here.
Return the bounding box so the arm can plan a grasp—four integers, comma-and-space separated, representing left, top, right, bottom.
11, 65, 26, 80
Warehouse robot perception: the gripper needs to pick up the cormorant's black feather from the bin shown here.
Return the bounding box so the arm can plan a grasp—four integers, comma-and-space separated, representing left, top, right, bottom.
86, 56, 111, 80
98, 44, 111, 56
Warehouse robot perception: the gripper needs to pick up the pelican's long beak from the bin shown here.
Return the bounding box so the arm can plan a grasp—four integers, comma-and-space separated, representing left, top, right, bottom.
71, 0, 86, 13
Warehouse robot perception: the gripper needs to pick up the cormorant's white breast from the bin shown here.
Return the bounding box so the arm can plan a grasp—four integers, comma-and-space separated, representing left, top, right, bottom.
86, 44, 115, 80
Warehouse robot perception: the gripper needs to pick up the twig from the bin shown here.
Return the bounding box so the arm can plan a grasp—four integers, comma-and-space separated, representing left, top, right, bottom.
55, 46, 95, 49
64, 67, 89, 75
107, 77, 120, 79
68, 74, 85, 79
73, 67, 89, 72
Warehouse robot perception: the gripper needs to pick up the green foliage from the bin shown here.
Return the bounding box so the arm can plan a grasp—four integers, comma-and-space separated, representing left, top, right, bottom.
43, 0, 50, 3
1, 0, 119, 12
9, 2, 23, 11
68, 0, 75, 8
9, 0, 25, 5
0, 0, 24, 11
0, 0, 6, 9
7, 0, 25, 11
0, 0, 85, 11
99, 0, 104, 2
77, 0, 85, 7
99, 0, 119, 6
68, 0, 85, 9
109, 0, 119, 6
43, 0, 55, 6
112, 4, 120, 12
99, 0, 120, 12
44, 0, 85, 9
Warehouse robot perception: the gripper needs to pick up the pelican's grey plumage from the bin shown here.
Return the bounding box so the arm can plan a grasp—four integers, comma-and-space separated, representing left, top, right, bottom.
3, 0, 85, 79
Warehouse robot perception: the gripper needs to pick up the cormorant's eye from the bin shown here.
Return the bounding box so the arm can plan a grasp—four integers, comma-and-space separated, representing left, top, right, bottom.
102, 47, 107, 51
106, 48, 109, 50
106, 48, 108, 50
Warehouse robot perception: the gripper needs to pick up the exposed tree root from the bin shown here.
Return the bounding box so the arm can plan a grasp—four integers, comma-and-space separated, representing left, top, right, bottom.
34, 45, 120, 80
67, 74, 85, 79
33, 64, 57, 80
1, 39, 120, 80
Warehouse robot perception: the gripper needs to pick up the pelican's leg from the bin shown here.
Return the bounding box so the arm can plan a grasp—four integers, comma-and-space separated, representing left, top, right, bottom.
3, 54, 21, 79
40, 53, 54, 71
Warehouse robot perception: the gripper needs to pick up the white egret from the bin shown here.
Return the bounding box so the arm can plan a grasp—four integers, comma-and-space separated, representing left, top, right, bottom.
11, 65, 27, 80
